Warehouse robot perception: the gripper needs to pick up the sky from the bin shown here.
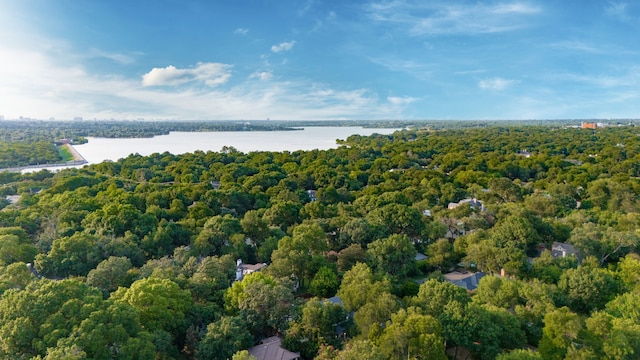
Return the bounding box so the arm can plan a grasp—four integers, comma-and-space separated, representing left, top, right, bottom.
0, 0, 639, 121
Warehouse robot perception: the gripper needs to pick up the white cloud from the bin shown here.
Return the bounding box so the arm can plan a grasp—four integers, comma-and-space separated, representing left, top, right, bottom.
387, 96, 417, 105
142, 63, 232, 87
478, 77, 515, 91
366, 1, 542, 35
606, 2, 630, 21
250, 71, 274, 81
87, 48, 137, 64
369, 57, 433, 79
271, 41, 296, 53
234, 28, 249, 35
0, 37, 401, 120
548, 40, 600, 53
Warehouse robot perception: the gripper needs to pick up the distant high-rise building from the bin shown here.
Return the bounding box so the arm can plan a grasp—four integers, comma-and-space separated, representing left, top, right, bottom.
0, 115, 4, 120
73, 117, 83, 121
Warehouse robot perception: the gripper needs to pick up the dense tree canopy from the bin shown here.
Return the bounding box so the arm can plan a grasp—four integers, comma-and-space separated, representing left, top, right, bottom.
1, 122, 639, 359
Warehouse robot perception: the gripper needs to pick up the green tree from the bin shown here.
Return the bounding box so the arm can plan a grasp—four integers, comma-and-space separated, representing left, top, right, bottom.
197, 316, 253, 360
367, 234, 417, 278
0, 227, 38, 265
538, 307, 583, 360
0, 279, 103, 358
310, 266, 340, 298
496, 349, 542, 360
336, 263, 391, 312
473, 276, 522, 309
488, 177, 522, 203
268, 222, 328, 286
411, 278, 471, 317
354, 292, 400, 338
284, 298, 348, 359
377, 307, 447, 360
86, 256, 134, 296
558, 263, 620, 313
0, 262, 34, 294
317, 340, 385, 360
231, 350, 257, 360
426, 238, 457, 271
237, 277, 295, 338
193, 215, 242, 256
50, 301, 156, 360
224, 272, 279, 313
336, 244, 365, 273
34, 232, 103, 278
112, 277, 192, 334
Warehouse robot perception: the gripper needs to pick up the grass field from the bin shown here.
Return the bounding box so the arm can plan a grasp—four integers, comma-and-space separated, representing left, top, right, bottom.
58, 145, 74, 162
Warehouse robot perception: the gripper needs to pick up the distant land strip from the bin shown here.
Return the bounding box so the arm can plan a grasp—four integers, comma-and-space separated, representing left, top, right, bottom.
0, 144, 88, 173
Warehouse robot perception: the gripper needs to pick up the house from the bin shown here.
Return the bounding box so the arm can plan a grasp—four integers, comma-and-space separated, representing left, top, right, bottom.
327, 296, 344, 307
235, 259, 267, 281
517, 150, 531, 158
307, 190, 317, 202
447, 198, 485, 211
551, 242, 578, 259
5, 195, 20, 204
248, 336, 300, 360
325, 296, 351, 338
444, 271, 486, 291
415, 253, 428, 262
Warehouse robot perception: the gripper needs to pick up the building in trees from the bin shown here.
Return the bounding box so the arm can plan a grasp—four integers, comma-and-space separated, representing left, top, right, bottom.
444, 271, 486, 291
248, 336, 300, 360
550, 242, 578, 259
235, 259, 267, 281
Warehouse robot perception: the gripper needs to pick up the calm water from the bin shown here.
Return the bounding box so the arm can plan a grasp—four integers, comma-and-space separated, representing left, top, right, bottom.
73, 127, 400, 164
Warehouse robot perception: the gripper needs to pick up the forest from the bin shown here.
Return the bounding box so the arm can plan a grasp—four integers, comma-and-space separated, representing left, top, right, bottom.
0, 123, 639, 359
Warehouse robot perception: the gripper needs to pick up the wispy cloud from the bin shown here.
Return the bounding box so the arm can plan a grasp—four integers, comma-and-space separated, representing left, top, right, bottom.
606, 2, 631, 22
548, 40, 600, 53
271, 41, 296, 53
555, 66, 640, 88
298, 0, 315, 16
250, 71, 273, 81
141, 63, 232, 87
86, 48, 139, 64
478, 77, 516, 91
234, 28, 249, 35
387, 96, 417, 105
369, 57, 432, 79
366, 1, 542, 35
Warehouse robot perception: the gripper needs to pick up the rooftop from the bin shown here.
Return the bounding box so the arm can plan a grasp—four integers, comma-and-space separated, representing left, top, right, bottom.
248, 336, 300, 360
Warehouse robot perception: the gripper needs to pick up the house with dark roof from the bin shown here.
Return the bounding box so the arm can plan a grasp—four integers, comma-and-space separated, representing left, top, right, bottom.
248, 336, 300, 360
551, 242, 578, 259
444, 271, 486, 292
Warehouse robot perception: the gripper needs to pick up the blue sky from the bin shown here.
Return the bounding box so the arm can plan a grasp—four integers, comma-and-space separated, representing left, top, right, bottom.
0, 0, 639, 120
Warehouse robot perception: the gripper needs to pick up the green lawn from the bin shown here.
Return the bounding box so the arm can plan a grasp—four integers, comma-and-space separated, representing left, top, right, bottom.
58, 145, 74, 162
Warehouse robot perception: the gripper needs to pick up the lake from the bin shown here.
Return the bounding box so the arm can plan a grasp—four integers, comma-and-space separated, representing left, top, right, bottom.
73, 126, 401, 164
